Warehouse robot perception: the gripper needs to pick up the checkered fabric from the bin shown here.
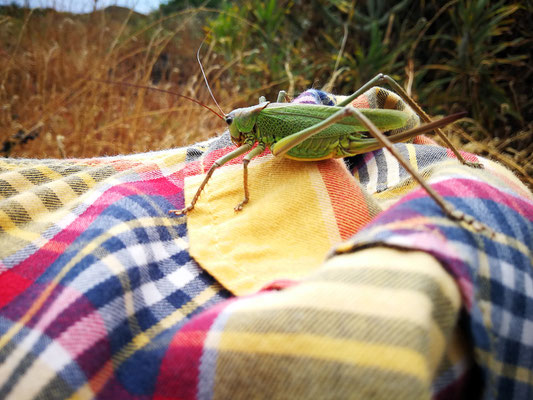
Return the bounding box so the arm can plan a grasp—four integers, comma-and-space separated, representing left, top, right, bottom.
1, 88, 532, 399
0, 149, 232, 398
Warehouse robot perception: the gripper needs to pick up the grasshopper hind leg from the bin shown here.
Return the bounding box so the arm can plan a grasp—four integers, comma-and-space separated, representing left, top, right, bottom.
345, 106, 495, 237
338, 73, 483, 169
271, 101, 493, 235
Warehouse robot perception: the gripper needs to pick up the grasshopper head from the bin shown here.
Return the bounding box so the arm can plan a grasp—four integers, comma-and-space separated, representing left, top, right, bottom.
224, 111, 244, 146
225, 103, 269, 146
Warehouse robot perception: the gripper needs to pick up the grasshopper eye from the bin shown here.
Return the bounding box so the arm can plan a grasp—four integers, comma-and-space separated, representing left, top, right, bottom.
225, 116, 233, 125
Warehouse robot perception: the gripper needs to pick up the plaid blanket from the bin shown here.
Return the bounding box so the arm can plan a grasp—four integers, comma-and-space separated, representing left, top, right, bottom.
0, 88, 531, 399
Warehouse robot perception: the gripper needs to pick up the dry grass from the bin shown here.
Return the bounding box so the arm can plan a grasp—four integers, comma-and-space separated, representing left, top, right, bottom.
0, 6, 531, 190
0, 7, 237, 159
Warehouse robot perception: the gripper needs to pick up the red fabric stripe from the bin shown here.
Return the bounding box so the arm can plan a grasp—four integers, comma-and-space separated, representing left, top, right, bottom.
13, 176, 183, 281
446, 148, 478, 163
413, 135, 438, 145
155, 301, 232, 400
350, 95, 371, 109
0, 270, 32, 308
200, 144, 271, 173
318, 160, 373, 241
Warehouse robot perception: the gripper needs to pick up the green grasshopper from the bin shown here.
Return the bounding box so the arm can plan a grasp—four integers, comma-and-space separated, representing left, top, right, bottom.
102, 73, 488, 234
164, 73, 490, 234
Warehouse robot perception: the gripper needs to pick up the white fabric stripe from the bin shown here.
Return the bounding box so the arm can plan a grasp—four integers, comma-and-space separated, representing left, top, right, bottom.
364, 153, 378, 195
383, 148, 400, 188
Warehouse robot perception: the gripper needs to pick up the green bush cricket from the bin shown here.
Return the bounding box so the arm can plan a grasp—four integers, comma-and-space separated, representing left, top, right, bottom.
99, 73, 491, 236
157, 70, 491, 235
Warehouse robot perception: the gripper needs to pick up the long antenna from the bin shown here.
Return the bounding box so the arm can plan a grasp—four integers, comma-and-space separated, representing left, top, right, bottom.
197, 36, 226, 116
94, 79, 225, 120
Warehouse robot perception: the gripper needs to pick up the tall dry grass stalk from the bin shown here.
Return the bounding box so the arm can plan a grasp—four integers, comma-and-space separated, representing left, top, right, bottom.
0, 7, 234, 159
0, 4, 531, 189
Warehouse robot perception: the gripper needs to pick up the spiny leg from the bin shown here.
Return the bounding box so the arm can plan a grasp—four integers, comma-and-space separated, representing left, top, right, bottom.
345, 106, 494, 236
380, 75, 482, 168
169, 143, 253, 216
338, 73, 483, 168
234, 143, 266, 211
346, 112, 467, 154
271, 104, 493, 236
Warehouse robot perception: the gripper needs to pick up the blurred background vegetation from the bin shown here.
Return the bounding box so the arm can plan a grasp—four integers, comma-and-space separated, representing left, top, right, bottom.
0, 0, 531, 186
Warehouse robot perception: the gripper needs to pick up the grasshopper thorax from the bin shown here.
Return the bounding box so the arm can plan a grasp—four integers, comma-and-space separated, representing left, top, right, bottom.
225, 102, 269, 146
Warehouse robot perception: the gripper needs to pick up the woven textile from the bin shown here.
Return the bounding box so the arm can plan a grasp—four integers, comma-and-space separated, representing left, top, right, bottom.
1, 88, 532, 399
0, 150, 232, 398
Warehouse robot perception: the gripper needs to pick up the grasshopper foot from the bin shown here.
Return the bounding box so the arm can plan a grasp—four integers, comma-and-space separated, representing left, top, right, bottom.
169, 205, 193, 216
448, 208, 496, 238
462, 160, 484, 169
234, 199, 248, 212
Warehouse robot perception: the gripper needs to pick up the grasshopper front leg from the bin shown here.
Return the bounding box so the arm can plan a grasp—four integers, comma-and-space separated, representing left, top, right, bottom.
234, 143, 266, 211
338, 73, 483, 169
169, 143, 253, 216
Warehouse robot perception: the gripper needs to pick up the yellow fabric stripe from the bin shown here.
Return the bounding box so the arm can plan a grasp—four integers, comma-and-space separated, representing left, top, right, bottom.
109, 148, 187, 165
324, 249, 461, 305
216, 331, 429, 381
3, 193, 49, 221
187, 156, 344, 295
476, 348, 533, 386
308, 163, 342, 245
0, 210, 41, 241
0, 169, 104, 242
105, 253, 143, 340
228, 248, 459, 371
234, 249, 459, 317
407, 143, 418, 170
161, 151, 187, 166
384, 91, 400, 110
234, 280, 435, 323
4, 352, 59, 399
33, 165, 65, 182
232, 281, 447, 371
373, 178, 417, 200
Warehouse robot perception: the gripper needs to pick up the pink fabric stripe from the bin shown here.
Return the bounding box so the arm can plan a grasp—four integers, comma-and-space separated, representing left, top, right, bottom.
399, 178, 533, 219
57, 310, 107, 358
294, 94, 320, 104
446, 149, 478, 163
15, 176, 183, 280
32, 286, 82, 332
